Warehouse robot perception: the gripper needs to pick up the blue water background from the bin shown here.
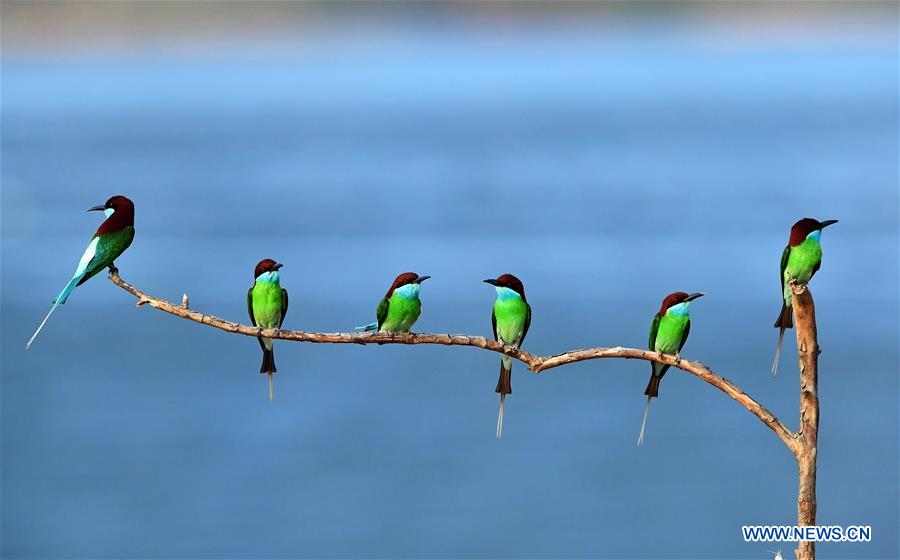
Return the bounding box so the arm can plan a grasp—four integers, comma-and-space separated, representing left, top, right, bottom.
2, 21, 898, 559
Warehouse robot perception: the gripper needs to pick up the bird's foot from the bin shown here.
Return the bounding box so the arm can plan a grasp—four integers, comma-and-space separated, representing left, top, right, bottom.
674, 353, 682, 366
108, 263, 119, 275
657, 351, 665, 362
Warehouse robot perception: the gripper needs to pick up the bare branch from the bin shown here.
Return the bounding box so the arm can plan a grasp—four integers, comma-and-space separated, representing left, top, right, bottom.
107, 269, 799, 454
533, 347, 800, 454
790, 281, 820, 560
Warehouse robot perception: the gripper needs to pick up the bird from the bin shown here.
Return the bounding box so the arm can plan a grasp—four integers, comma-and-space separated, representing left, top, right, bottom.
638, 291, 704, 445
483, 274, 531, 438
248, 259, 288, 401
26, 195, 136, 349
357, 272, 430, 333
771, 218, 838, 377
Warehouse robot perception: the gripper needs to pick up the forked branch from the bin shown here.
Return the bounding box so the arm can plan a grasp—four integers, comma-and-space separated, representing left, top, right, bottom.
107, 269, 800, 454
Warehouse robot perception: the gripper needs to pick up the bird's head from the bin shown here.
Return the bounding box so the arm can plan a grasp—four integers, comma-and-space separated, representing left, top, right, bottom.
658, 291, 704, 316
484, 273, 526, 301
253, 259, 283, 282
88, 195, 134, 219
789, 218, 838, 246
386, 272, 430, 298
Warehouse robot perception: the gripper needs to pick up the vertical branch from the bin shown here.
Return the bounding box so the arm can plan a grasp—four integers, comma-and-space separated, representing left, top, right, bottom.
790, 282, 819, 560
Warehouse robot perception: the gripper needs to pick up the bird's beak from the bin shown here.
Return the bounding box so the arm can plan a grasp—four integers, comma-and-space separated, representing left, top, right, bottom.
819, 219, 838, 229
87, 205, 106, 212
483, 278, 500, 286
273, 263, 284, 270
685, 292, 705, 301
415, 275, 431, 284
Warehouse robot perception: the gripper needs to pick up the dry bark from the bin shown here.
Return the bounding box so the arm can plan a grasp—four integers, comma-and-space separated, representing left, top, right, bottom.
790, 281, 819, 560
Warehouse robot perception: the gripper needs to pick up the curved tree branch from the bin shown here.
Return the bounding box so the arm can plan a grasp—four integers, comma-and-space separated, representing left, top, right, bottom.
107, 269, 800, 454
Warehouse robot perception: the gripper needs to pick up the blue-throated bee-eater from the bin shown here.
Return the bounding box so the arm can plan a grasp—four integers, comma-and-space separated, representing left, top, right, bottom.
26, 195, 135, 349
638, 291, 704, 445
248, 259, 288, 401
356, 272, 430, 333
484, 274, 531, 438
771, 218, 838, 377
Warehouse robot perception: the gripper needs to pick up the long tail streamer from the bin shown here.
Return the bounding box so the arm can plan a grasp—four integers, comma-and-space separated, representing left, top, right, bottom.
771, 327, 785, 378
637, 397, 653, 446
26, 276, 82, 349
26, 303, 61, 349
496, 394, 506, 439
267, 372, 274, 401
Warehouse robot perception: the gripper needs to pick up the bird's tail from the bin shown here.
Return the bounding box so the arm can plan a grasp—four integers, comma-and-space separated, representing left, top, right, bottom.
55, 276, 81, 306
26, 302, 61, 349
355, 322, 378, 332
774, 302, 794, 330
771, 328, 786, 378
260, 349, 276, 401
495, 356, 512, 438
772, 303, 793, 377
26, 276, 81, 349
495, 356, 512, 395
496, 394, 506, 439
644, 373, 661, 398
637, 396, 653, 446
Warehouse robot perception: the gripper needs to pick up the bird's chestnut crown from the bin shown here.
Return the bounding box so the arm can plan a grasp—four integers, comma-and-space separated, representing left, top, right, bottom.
789, 218, 838, 246
658, 291, 704, 315
88, 195, 134, 214
386, 272, 430, 298
253, 259, 283, 279
483, 274, 526, 299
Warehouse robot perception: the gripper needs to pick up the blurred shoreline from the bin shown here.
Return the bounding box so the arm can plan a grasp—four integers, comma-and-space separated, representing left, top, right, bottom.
2, 0, 897, 56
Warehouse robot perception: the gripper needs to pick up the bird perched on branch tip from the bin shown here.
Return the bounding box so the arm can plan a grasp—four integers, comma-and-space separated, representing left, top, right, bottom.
771, 218, 837, 377
27, 195, 135, 349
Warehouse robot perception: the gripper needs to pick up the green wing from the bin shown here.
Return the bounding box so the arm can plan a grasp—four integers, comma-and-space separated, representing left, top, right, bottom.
376, 297, 389, 330
779, 245, 790, 293
280, 289, 289, 328
649, 314, 664, 377
521, 302, 532, 344
491, 309, 498, 342
649, 314, 660, 350
248, 287, 266, 352
247, 288, 256, 326
678, 319, 691, 353
77, 226, 135, 286
810, 259, 821, 281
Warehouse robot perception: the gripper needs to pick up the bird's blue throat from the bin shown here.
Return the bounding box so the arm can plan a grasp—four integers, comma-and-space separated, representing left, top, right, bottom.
256, 271, 281, 284
393, 283, 421, 299
806, 230, 822, 243
495, 287, 521, 301
666, 302, 692, 316
104, 208, 115, 218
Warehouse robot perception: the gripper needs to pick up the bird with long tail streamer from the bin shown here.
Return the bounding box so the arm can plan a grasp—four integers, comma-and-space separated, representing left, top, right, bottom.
638, 291, 703, 445
484, 274, 531, 438
248, 259, 289, 400
771, 218, 837, 377
26, 195, 135, 349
